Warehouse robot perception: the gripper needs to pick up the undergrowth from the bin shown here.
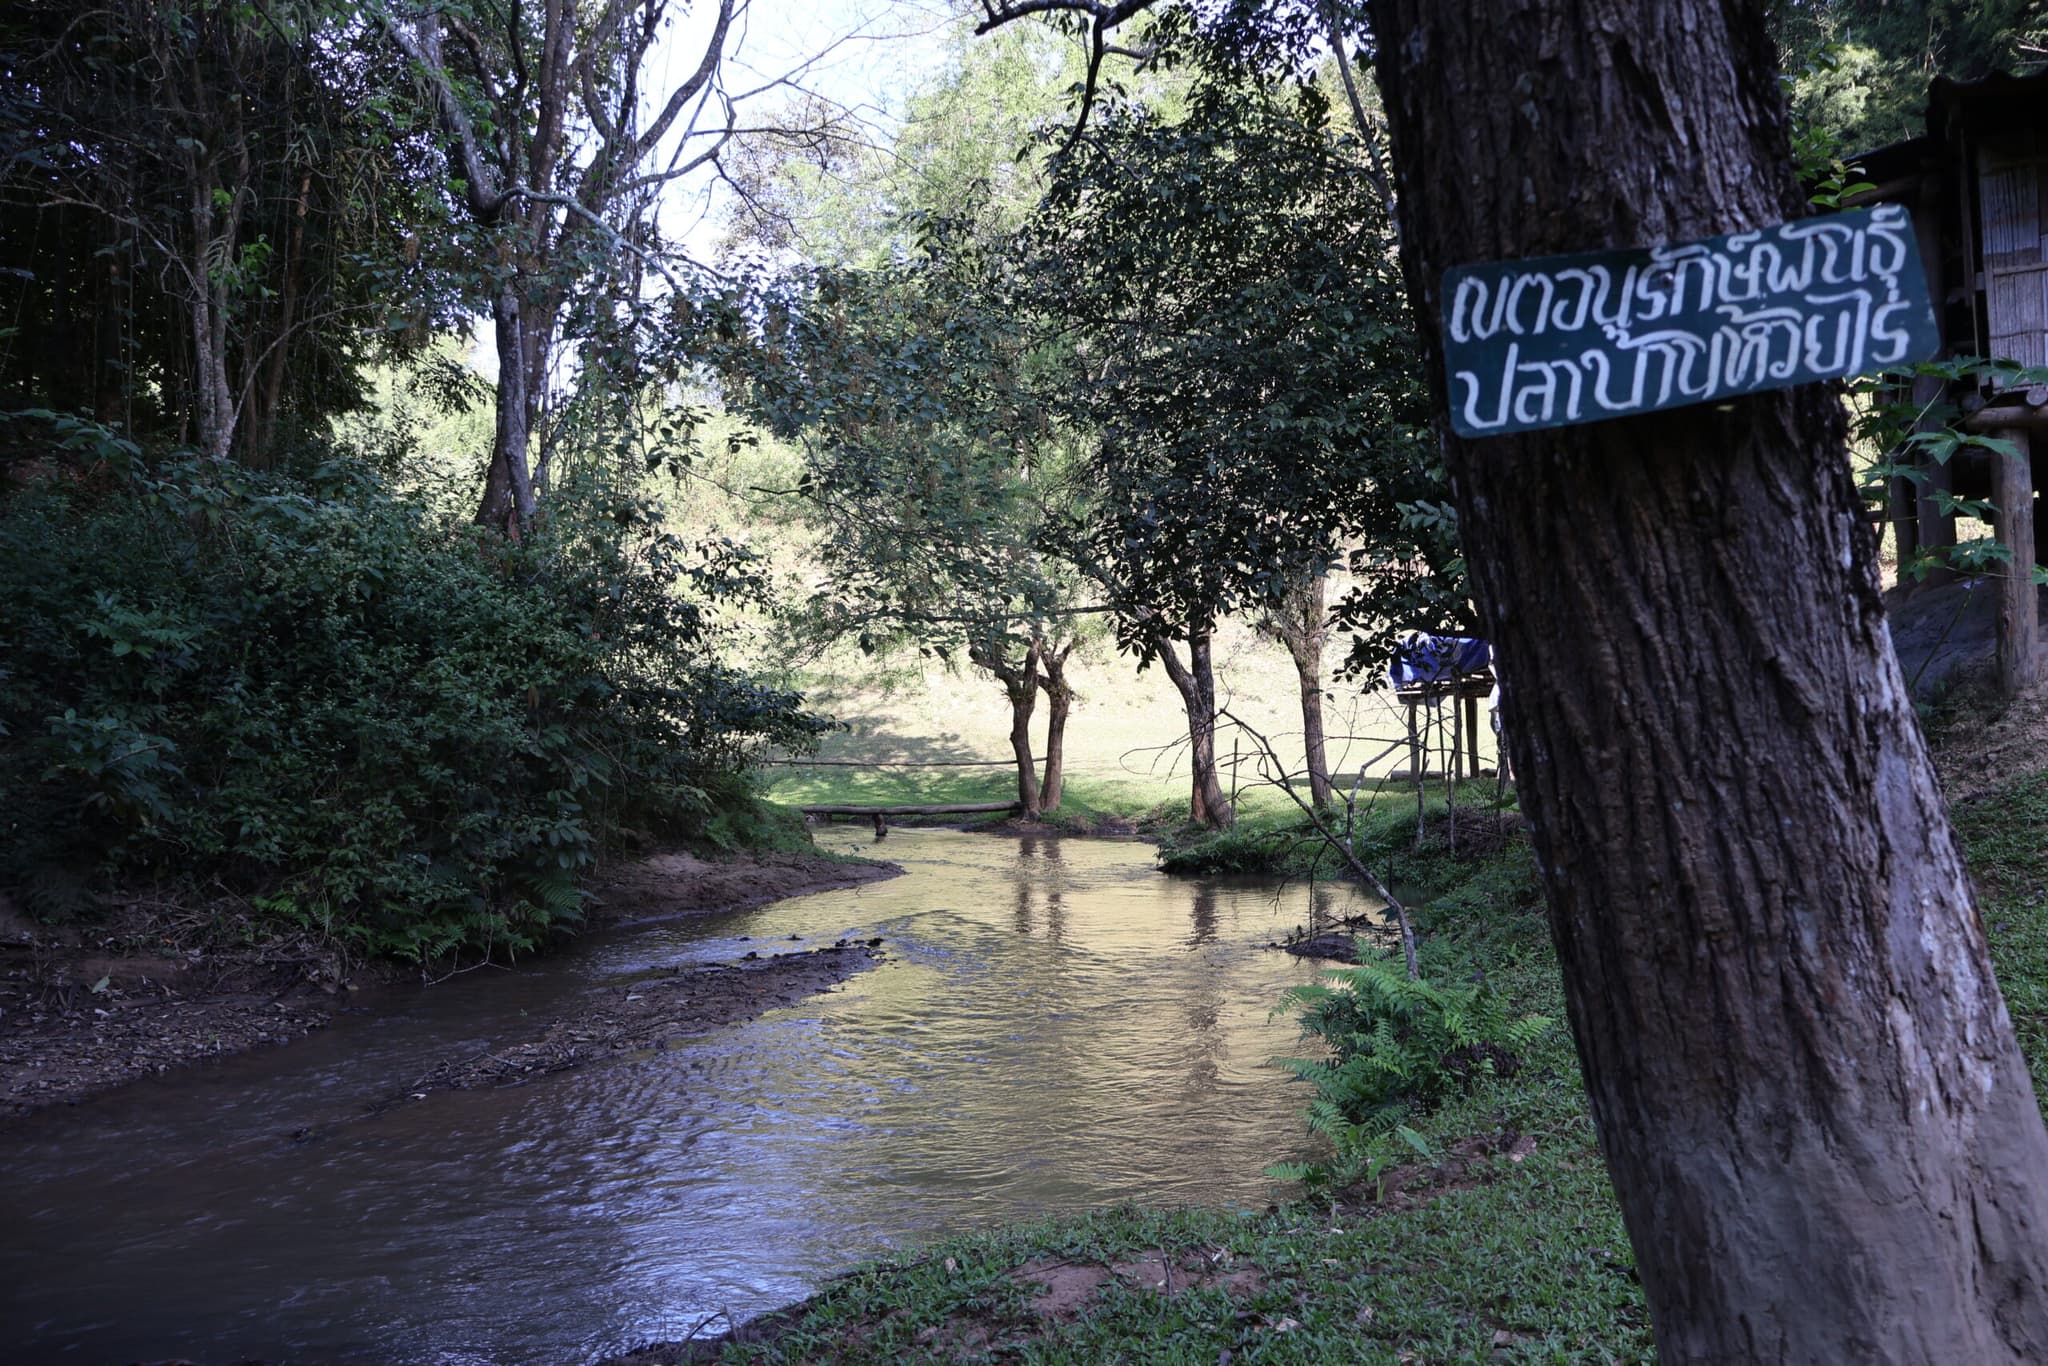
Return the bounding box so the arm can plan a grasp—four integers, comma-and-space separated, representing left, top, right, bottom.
1271, 953, 1553, 1195
0, 416, 827, 960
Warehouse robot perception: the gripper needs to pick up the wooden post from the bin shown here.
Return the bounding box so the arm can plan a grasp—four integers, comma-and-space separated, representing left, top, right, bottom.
1992, 425, 2040, 697
1908, 184, 1956, 585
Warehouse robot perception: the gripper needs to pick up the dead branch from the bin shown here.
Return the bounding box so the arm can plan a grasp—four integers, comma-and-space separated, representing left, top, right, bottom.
1218, 705, 1418, 979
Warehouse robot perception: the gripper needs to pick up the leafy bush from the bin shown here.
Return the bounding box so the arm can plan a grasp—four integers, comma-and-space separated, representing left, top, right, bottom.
0, 417, 826, 959
1271, 951, 1551, 1194
1156, 819, 1297, 874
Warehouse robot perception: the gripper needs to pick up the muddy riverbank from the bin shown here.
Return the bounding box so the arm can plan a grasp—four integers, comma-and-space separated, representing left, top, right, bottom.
0, 848, 897, 1124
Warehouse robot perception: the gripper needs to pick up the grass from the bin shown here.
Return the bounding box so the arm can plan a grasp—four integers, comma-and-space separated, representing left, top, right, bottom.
1154, 781, 1516, 884
1948, 769, 2048, 1076
758, 619, 1500, 821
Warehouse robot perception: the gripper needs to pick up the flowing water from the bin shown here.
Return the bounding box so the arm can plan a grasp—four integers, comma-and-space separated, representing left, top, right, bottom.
0, 829, 1375, 1364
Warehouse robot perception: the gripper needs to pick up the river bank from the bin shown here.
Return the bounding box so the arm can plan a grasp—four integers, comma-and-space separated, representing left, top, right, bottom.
604, 713, 2048, 1365
604, 805, 1651, 1365
0, 845, 897, 1124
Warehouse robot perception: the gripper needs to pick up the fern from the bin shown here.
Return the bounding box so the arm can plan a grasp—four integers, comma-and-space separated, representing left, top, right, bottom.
1269, 944, 1552, 1194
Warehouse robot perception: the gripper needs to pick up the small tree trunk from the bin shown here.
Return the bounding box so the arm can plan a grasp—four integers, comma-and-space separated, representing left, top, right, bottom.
1038, 638, 1076, 812
183, 171, 236, 462
1261, 575, 1335, 807
480, 288, 539, 536
1370, 0, 2048, 1357
972, 637, 1042, 818
1156, 631, 1233, 829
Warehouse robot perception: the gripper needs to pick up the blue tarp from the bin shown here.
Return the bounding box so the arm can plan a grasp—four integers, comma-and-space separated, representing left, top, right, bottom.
1387, 634, 1491, 691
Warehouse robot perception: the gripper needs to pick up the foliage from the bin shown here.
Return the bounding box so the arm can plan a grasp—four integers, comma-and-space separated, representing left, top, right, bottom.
717, 19, 1086, 264
723, 218, 1069, 657
0, 416, 824, 958
1156, 820, 1300, 875
1853, 356, 2048, 587
1018, 24, 1462, 675
1271, 953, 1551, 1194
0, 0, 462, 462
1771, 0, 2048, 153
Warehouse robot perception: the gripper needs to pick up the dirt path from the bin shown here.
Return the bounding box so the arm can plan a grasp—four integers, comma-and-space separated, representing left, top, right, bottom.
0, 848, 897, 1125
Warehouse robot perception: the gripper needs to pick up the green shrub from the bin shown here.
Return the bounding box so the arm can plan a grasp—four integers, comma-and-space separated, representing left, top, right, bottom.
1270, 950, 1552, 1194
0, 417, 825, 959
1156, 820, 1298, 874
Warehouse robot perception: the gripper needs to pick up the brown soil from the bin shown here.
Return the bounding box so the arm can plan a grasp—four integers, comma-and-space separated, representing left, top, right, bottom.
586, 849, 894, 926
1926, 676, 2048, 804
1338, 1126, 1541, 1213
0, 894, 343, 1124
0, 848, 897, 1126
1016, 1251, 1269, 1317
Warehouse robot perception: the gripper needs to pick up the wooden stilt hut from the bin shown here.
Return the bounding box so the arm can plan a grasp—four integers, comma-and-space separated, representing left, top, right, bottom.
1860, 73, 2048, 696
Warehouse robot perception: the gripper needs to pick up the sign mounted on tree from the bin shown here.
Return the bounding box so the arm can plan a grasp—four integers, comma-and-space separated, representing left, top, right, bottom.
1440, 204, 1940, 437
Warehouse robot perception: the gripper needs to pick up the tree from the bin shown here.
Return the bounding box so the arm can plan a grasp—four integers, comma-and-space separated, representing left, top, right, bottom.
719, 224, 1091, 818
1257, 574, 1335, 808
1019, 35, 1437, 827
378, 0, 792, 532
979, 0, 2048, 1354
0, 0, 455, 461
1362, 1, 2048, 1357
1772, 0, 2048, 151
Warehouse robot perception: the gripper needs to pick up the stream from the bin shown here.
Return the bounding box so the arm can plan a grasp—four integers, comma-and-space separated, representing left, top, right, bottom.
0, 829, 1376, 1364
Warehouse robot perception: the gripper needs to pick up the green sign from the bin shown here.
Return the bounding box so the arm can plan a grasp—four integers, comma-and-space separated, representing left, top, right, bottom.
1441, 204, 1940, 438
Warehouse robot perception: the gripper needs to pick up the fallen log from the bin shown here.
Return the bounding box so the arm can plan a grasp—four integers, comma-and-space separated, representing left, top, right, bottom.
799, 801, 1017, 817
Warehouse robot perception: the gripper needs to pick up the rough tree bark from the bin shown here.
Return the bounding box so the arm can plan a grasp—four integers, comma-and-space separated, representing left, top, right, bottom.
1367, 1, 2048, 1358
972, 637, 1044, 818
1037, 636, 1077, 813
1155, 630, 1234, 829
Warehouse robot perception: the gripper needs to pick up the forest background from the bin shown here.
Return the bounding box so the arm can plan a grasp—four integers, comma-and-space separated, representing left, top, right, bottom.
0, 0, 2038, 959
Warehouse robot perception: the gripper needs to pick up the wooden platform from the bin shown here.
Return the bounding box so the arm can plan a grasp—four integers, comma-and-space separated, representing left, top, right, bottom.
800, 802, 1017, 818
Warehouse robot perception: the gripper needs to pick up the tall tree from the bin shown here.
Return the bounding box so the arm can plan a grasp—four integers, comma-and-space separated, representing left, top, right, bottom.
380, 0, 764, 532
0, 0, 453, 460
1020, 36, 1436, 827
718, 225, 1089, 817
1363, 1, 2048, 1357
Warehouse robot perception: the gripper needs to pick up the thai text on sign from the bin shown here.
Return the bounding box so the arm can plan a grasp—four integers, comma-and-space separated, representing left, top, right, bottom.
1440, 204, 1940, 437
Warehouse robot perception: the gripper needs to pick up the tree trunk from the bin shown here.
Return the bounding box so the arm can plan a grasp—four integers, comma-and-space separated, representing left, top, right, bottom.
1368, 2, 2048, 1359
480, 288, 539, 535
1038, 638, 1076, 813
183, 166, 236, 462
1266, 575, 1334, 808
1155, 631, 1233, 829
972, 637, 1043, 819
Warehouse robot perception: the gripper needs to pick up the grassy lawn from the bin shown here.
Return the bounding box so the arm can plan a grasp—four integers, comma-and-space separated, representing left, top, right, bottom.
759, 619, 1500, 822
620, 736, 2048, 1365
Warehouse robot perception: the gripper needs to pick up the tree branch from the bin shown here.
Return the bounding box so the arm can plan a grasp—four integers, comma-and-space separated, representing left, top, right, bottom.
1220, 705, 1418, 979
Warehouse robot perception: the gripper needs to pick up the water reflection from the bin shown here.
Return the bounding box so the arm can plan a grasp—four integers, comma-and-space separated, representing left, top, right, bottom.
1013, 834, 1068, 941
0, 830, 1377, 1365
